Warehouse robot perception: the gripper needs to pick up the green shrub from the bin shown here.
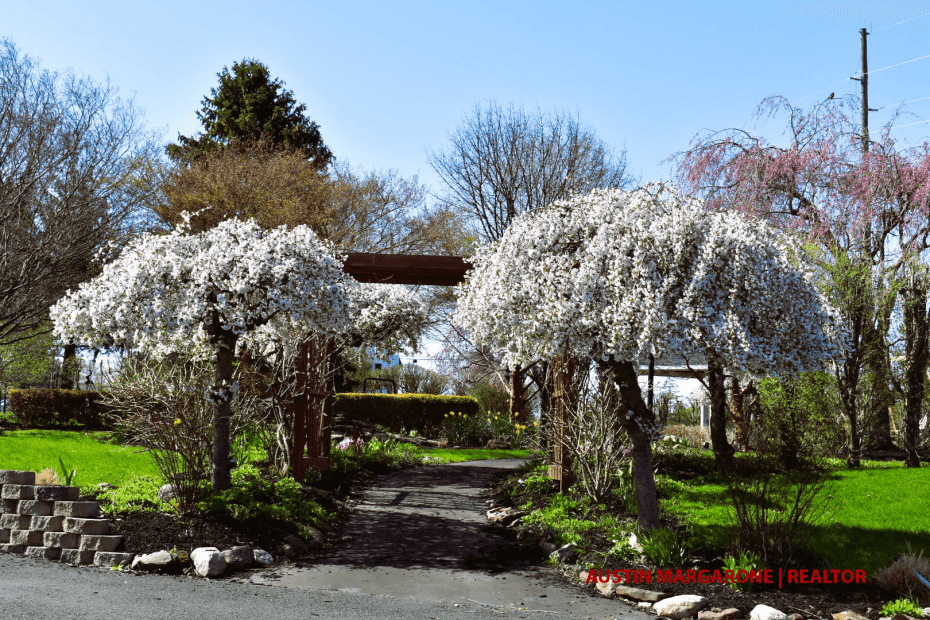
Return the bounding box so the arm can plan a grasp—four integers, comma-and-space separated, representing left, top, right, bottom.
640, 527, 692, 567
756, 372, 846, 466
440, 410, 488, 445
330, 437, 423, 476
99, 353, 237, 512
725, 454, 837, 570
198, 464, 330, 527
466, 378, 510, 417
880, 598, 924, 617
98, 475, 162, 515
607, 538, 639, 562
7, 388, 109, 429
333, 393, 479, 436
722, 550, 765, 592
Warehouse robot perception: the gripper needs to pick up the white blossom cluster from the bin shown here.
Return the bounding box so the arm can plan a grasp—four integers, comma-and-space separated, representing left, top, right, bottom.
238, 282, 427, 359
51, 218, 353, 356
453, 184, 849, 377
347, 283, 427, 353
204, 380, 239, 405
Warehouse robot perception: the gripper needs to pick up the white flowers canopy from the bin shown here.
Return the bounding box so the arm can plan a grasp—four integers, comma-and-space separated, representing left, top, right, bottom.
50, 217, 425, 488
453, 184, 848, 528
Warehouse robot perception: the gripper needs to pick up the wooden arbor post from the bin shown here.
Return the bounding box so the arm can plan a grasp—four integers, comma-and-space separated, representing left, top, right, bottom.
548, 353, 577, 492
509, 365, 528, 425
289, 252, 473, 481
291, 335, 336, 481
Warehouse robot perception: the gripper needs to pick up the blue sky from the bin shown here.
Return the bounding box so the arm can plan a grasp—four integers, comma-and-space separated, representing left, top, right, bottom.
7, 1, 930, 397
7, 1, 930, 190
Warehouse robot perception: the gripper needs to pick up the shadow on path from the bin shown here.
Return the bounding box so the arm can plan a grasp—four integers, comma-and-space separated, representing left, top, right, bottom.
246, 459, 646, 619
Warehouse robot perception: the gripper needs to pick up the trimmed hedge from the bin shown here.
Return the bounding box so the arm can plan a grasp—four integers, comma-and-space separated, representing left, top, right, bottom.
6, 389, 109, 430
333, 393, 480, 437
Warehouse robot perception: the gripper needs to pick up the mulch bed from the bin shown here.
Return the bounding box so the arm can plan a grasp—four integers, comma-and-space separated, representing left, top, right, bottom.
110, 511, 299, 558
96, 467, 378, 563
489, 468, 901, 620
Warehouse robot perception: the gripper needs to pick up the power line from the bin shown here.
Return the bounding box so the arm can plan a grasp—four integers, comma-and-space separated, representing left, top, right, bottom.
875, 94, 930, 110
891, 118, 930, 129
874, 11, 930, 32
857, 52, 930, 78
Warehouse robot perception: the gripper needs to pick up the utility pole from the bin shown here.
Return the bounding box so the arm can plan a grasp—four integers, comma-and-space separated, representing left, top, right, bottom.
860, 27, 870, 152
851, 28, 878, 152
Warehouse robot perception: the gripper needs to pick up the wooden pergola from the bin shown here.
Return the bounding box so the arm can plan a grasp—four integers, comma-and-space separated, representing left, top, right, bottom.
290, 252, 697, 486
342, 252, 472, 286
290, 253, 473, 479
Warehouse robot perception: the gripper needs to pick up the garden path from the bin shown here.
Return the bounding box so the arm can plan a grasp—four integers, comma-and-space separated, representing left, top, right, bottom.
243, 459, 647, 619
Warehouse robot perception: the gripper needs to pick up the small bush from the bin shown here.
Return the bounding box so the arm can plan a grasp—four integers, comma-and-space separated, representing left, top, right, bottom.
722, 550, 765, 592
876, 544, 930, 604
724, 451, 838, 570
329, 437, 423, 476
100, 353, 250, 511
199, 464, 330, 528
98, 475, 162, 515
440, 411, 488, 445
640, 527, 692, 567
879, 598, 924, 618
607, 538, 639, 562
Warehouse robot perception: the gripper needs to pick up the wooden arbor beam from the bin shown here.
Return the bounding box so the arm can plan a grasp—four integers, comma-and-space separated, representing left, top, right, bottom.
343, 253, 472, 286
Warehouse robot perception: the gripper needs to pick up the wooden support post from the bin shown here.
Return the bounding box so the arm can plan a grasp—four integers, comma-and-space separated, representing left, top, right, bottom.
292, 339, 310, 481
547, 354, 575, 491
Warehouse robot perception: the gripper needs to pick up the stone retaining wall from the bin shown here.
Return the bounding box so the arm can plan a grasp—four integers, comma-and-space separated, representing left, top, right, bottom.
0, 470, 134, 567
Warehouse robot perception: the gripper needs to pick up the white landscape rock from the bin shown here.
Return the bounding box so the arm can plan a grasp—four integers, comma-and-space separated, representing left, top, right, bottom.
750, 604, 789, 620
253, 548, 274, 565
652, 594, 709, 620
191, 547, 227, 578
130, 550, 174, 572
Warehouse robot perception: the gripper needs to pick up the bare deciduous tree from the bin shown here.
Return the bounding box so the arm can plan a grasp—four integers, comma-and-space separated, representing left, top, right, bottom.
429, 101, 635, 243
0, 39, 161, 345
429, 102, 635, 436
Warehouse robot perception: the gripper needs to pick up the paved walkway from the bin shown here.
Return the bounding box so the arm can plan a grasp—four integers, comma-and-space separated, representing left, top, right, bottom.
245, 459, 648, 619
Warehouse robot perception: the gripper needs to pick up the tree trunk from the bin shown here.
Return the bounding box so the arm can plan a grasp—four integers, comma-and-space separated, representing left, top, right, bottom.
598, 358, 660, 530
729, 375, 753, 452
211, 327, 237, 491
864, 282, 897, 452
531, 362, 551, 451
509, 364, 528, 425
708, 353, 735, 473
61, 344, 78, 389
903, 277, 928, 468
628, 422, 660, 530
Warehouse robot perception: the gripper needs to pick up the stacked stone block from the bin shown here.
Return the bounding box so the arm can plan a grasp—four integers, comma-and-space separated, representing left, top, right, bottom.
0, 470, 133, 567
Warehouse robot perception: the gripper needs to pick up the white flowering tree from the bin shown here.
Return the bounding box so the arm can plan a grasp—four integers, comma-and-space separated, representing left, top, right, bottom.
454, 184, 847, 529
236, 282, 428, 473
51, 217, 353, 490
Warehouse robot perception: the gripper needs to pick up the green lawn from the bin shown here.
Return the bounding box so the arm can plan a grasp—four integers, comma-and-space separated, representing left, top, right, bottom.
421, 447, 532, 463
659, 453, 930, 575
0, 430, 160, 491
